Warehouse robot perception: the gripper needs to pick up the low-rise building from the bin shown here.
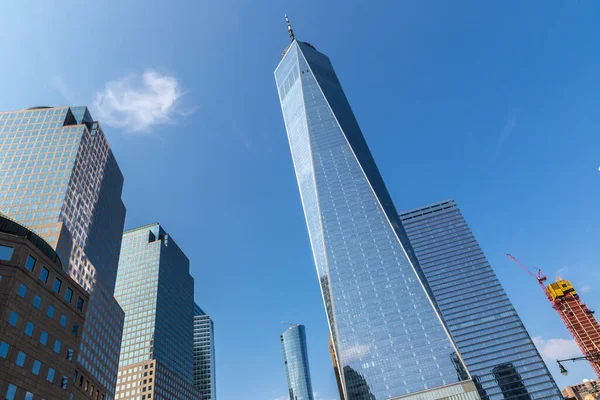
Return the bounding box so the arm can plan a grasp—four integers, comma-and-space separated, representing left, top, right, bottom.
0, 215, 94, 399
563, 380, 600, 400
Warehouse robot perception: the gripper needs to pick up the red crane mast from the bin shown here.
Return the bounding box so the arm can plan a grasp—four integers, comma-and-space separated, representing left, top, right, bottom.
507, 254, 600, 377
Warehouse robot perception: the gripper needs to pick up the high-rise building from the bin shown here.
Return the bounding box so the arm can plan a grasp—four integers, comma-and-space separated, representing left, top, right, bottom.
399, 200, 562, 400
0, 215, 88, 399
280, 324, 314, 400
0, 106, 126, 399
193, 303, 216, 400
114, 223, 200, 400
275, 27, 479, 400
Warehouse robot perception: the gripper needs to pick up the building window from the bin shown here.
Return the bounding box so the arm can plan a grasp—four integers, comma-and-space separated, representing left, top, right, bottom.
0, 341, 9, 358
53, 278, 62, 293
73, 370, 78, 382
65, 287, 73, 302
25, 321, 34, 336
76, 297, 84, 311
47, 305, 55, 318
60, 314, 67, 327
72, 324, 79, 336
61, 376, 68, 390
5, 384, 17, 400
32, 360, 41, 375
40, 331, 48, 345
8, 311, 18, 326
33, 295, 41, 308
25, 255, 36, 271
0, 244, 14, 261
54, 340, 62, 354
18, 283, 27, 298
25, 392, 33, 400
16, 351, 26, 367
47, 367, 55, 382
40, 267, 49, 283
67, 348, 74, 360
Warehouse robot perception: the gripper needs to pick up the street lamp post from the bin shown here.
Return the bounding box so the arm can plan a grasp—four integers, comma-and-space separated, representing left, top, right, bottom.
556, 354, 600, 376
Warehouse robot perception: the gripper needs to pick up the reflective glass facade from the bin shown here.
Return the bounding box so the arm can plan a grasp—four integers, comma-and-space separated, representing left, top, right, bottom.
399, 200, 561, 400
275, 42, 468, 400
280, 325, 313, 400
115, 223, 200, 400
0, 106, 126, 398
193, 304, 216, 400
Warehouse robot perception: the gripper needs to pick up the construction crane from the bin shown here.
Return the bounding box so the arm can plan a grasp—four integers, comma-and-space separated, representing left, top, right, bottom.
507, 254, 600, 377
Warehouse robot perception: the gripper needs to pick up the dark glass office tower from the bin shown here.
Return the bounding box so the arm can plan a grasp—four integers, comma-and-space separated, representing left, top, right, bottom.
280, 324, 313, 400
194, 303, 216, 400
399, 200, 561, 400
115, 223, 201, 400
0, 106, 126, 399
275, 31, 479, 400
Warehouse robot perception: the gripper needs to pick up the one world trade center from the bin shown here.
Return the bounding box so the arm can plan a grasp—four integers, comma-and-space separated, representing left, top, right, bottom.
275, 19, 481, 400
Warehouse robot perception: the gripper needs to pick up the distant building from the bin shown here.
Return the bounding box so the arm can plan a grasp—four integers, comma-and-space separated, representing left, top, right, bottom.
280, 324, 313, 400
562, 380, 600, 400
0, 106, 127, 399
114, 223, 200, 399
399, 200, 561, 400
0, 215, 89, 398
194, 303, 216, 400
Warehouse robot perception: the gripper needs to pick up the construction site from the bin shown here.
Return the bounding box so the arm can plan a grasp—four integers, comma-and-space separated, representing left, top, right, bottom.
508, 254, 600, 379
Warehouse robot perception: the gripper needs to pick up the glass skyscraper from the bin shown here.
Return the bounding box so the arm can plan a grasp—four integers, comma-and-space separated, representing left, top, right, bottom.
193, 303, 216, 400
280, 324, 314, 400
275, 36, 479, 400
399, 200, 561, 400
114, 223, 200, 400
0, 106, 126, 399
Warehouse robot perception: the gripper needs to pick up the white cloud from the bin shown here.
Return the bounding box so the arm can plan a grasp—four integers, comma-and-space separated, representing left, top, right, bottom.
92, 70, 192, 133
533, 336, 582, 360
273, 397, 287, 400
580, 285, 592, 294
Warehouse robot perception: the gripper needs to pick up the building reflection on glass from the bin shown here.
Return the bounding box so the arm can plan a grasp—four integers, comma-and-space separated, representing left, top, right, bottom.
343, 366, 376, 400
451, 352, 470, 381
492, 363, 531, 400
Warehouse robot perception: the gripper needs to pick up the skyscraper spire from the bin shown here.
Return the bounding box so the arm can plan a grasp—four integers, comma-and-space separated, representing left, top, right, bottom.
285, 14, 295, 42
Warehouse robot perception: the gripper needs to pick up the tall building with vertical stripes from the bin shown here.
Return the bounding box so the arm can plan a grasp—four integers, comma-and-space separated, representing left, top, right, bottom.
194, 303, 216, 400
399, 200, 561, 400
0, 106, 126, 399
280, 324, 313, 400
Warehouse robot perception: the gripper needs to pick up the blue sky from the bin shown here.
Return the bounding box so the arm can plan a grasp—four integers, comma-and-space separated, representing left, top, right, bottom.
1, 1, 600, 399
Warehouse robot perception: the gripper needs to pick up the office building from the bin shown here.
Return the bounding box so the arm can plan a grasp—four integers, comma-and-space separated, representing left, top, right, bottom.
114, 223, 200, 400
275, 24, 479, 400
399, 200, 561, 400
0, 106, 126, 399
193, 304, 216, 400
562, 379, 600, 400
0, 214, 90, 398
280, 324, 313, 400
193, 303, 216, 400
